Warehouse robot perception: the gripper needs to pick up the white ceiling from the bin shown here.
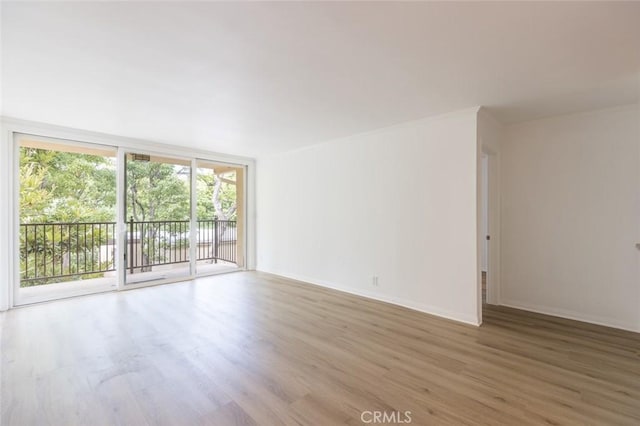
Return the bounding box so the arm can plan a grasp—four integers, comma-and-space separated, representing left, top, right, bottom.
2, 1, 639, 156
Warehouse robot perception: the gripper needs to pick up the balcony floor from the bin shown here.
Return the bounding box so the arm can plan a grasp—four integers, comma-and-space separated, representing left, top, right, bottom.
16, 261, 238, 305
126, 261, 238, 285
18, 277, 117, 306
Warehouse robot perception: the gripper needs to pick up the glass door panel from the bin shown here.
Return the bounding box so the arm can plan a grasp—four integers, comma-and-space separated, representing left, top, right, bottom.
16, 134, 117, 305
195, 161, 245, 275
124, 153, 192, 285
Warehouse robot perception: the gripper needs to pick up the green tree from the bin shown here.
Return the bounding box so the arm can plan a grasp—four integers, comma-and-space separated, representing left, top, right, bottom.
19, 149, 237, 285
125, 158, 192, 269
20, 147, 116, 223
125, 159, 190, 222
197, 169, 237, 221
19, 147, 117, 286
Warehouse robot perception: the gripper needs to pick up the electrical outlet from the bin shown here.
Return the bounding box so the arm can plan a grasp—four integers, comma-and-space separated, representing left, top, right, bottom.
372, 276, 379, 287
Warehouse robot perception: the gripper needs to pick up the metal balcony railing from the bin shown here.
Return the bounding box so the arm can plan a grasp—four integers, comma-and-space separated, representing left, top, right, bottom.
20, 219, 237, 286
20, 221, 117, 285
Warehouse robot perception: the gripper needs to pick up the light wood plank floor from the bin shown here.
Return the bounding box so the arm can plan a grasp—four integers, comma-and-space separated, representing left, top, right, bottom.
1, 272, 639, 425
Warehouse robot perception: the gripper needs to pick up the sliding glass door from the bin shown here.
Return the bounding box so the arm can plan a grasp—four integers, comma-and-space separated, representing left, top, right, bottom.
195, 161, 245, 274
12, 132, 248, 305
16, 134, 117, 305
124, 153, 192, 285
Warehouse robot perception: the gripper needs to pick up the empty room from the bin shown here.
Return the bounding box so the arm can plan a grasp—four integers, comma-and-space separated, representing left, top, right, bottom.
1, 1, 639, 425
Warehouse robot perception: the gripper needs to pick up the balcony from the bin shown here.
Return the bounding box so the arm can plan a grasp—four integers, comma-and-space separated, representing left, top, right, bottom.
20, 219, 237, 297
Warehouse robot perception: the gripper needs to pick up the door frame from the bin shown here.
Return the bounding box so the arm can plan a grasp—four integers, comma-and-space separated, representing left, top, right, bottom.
13, 133, 119, 305
0, 117, 256, 309
117, 147, 198, 291
480, 147, 501, 308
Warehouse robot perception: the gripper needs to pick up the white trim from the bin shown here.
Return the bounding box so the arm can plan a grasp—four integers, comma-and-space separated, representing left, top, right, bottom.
116, 148, 127, 291
260, 270, 481, 326
0, 126, 18, 311
476, 131, 483, 325
10, 135, 19, 309
0, 127, 8, 311
499, 298, 640, 333
244, 163, 255, 270
190, 158, 198, 276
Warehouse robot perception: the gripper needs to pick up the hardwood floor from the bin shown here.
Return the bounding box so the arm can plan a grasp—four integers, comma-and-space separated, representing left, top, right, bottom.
1, 272, 639, 425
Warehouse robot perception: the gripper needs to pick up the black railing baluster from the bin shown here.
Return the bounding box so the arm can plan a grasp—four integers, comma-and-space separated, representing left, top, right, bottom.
20, 219, 236, 285
150, 223, 154, 268
141, 221, 145, 271
83, 223, 87, 273
23, 225, 28, 280
61, 224, 64, 276
98, 223, 102, 268
43, 224, 47, 279
91, 224, 94, 272
74, 223, 79, 275
51, 224, 55, 278
34, 225, 38, 279
214, 218, 219, 264
56, 224, 59, 277
129, 217, 134, 274
139, 221, 141, 270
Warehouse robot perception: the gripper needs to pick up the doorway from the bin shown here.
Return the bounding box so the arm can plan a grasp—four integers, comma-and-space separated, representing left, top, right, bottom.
480, 149, 500, 313
481, 154, 489, 305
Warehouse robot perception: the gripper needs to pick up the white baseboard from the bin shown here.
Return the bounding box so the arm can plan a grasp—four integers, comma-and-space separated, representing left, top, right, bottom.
499, 298, 640, 333
257, 269, 480, 327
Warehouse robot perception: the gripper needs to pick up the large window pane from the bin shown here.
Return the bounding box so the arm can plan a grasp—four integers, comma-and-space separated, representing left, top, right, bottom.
125, 153, 191, 284
17, 136, 117, 304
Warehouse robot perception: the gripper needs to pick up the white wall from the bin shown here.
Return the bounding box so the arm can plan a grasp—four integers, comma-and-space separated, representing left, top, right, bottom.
257, 108, 481, 325
501, 104, 640, 331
